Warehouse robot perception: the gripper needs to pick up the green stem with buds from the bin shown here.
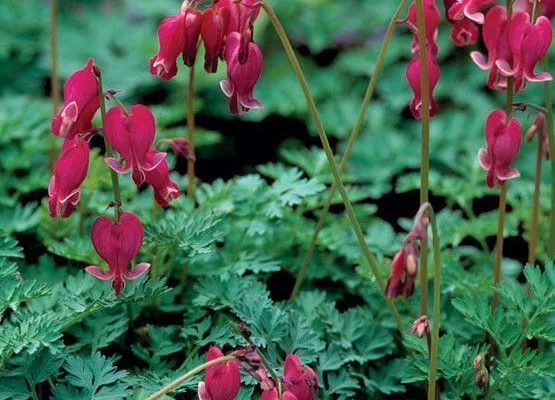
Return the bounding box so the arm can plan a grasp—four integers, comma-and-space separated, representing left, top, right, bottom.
289, 0, 409, 301
146, 354, 237, 400
96, 67, 123, 222
414, 0, 431, 318
261, 1, 404, 334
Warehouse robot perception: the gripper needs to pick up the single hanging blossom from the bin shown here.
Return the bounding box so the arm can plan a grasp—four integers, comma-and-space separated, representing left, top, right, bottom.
150, 0, 203, 80
168, 137, 196, 161
201, 2, 231, 73
442, 0, 481, 46
405, 49, 440, 119
404, 0, 441, 56
220, 32, 263, 114
411, 315, 430, 338
471, 7, 553, 91
447, 0, 497, 24
86, 212, 150, 295
51, 58, 99, 139
143, 149, 180, 207
261, 388, 299, 400
103, 104, 166, 187
283, 354, 318, 400
386, 205, 429, 298
478, 109, 522, 188
198, 346, 241, 400
48, 136, 90, 218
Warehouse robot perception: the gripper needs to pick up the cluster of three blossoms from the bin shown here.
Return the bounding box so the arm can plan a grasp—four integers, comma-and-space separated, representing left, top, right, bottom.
48, 60, 180, 294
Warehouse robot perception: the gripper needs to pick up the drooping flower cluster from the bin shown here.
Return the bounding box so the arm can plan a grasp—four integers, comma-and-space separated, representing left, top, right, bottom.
48, 60, 181, 295
403, 0, 441, 119
386, 204, 429, 298
150, 0, 263, 114
198, 346, 318, 400
48, 58, 98, 218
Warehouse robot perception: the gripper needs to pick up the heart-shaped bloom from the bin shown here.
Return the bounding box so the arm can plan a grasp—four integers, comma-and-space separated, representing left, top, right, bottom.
220, 32, 263, 114
283, 354, 318, 400
86, 212, 150, 295
405, 0, 441, 56
104, 104, 165, 187
51, 58, 99, 139
48, 137, 90, 218
471, 7, 552, 91
150, 1, 203, 80
261, 388, 299, 400
143, 149, 180, 207
198, 346, 241, 400
201, 3, 231, 73
447, 0, 497, 24
449, 17, 480, 46
478, 109, 522, 188
405, 49, 440, 119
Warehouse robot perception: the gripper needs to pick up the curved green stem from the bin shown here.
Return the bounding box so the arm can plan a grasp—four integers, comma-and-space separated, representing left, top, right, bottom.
491, 182, 508, 311
426, 205, 441, 400
528, 137, 542, 265
96, 66, 122, 222
261, 1, 404, 334
187, 65, 196, 200
146, 354, 237, 400
414, 0, 431, 317
289, 0, 409, 301
543, 59, 555, 257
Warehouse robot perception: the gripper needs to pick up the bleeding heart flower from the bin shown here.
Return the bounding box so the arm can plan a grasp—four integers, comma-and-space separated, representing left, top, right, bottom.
283, 354, 318, 400
405, 49, 440, 119
86, 212, 150, 295
143, 149, 180, 208
201, 3, 231, 73
51, 58, 99, 139
198, 346, 241, 400
150, 1, 203, 80
405, 0, 441, 56
220, 32, 263, 114
450, 17, 480, 46
48, 136, 90, 218
478, 109, 522, 188
104, 104, 165, 187
447, 0, 497, 24
261, 388, 299, 400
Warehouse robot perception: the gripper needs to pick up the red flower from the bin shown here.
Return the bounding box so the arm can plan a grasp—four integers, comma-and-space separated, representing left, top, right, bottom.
198, 346, 241, 400
471, 7, 552, 92
86, 212, 150, 295
201, 3, 231, 73
283, 354, 318, 400
385, 247, 419, 298
150, 1, 203, 80
405, 49, 440, 119
48, 136, 90, 218
450, 18, 480, 46
261, 388, 299, 400
447, 0, 497, 24
405, 0, 441, 56
478, 109, 522, 188
220, 32, 263, 114
51, 58, 99, 139
104, 105, 165, 187
143, 149, 180, 207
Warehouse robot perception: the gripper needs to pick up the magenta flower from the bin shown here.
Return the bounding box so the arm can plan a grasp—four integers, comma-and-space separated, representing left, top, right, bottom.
51, 58, 99, 139
283, 354, 318, 400
201, 3, 231, 73
223, 0, 261, 34
405, 0, 441, 56
478, 109, 522, 188
261, 388, 299, 400
86, 212, 150, 295
150, 1, 203, 80
385, 247, 420, 298
220, 32, 263, 114
198, 346, 241, 400
471, 7, 552, 92
405, 49, 440, 119
143, 149, 180, 208
48, 136, 90, 218
447, 0, 497, 24
450, 17, 480, 46
103, 104, 165, 187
